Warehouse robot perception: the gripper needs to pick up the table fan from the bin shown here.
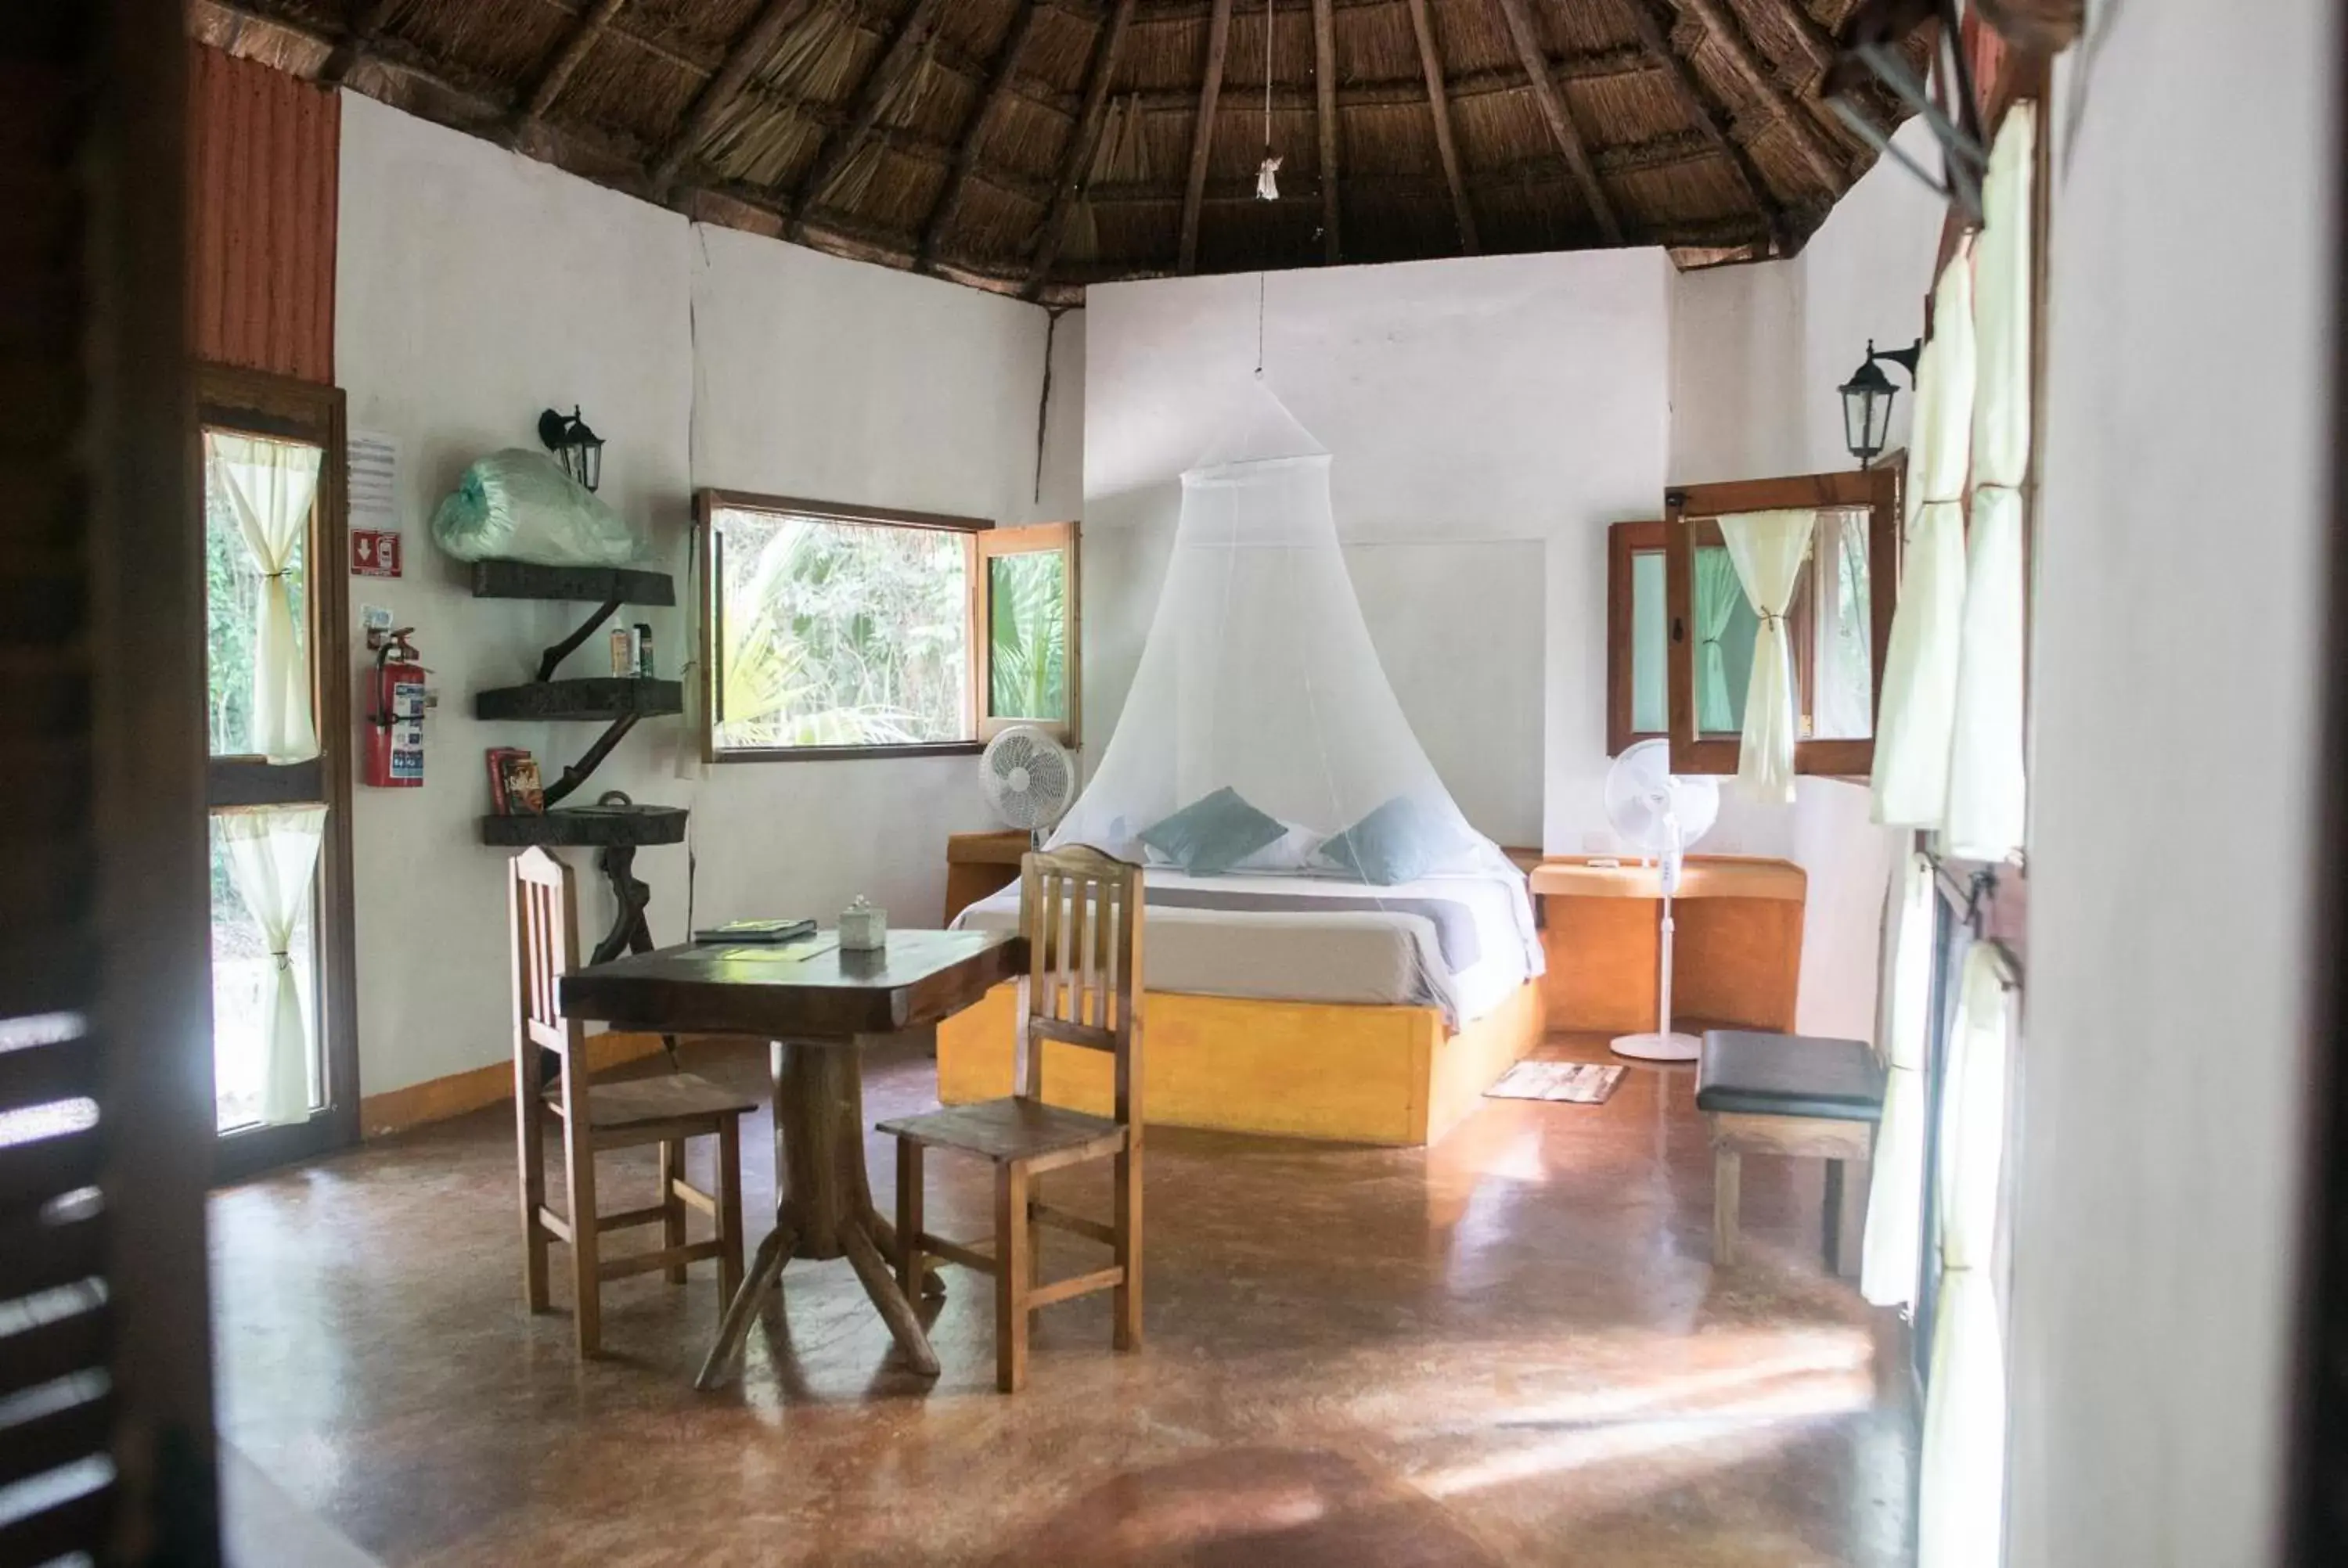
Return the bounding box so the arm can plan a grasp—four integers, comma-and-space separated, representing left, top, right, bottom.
981, 725, 1077, 846
1603, 739, 1721, 1062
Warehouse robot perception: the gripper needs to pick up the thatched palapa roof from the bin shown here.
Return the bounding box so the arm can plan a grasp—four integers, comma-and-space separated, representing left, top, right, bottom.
189, 0, 1926, 304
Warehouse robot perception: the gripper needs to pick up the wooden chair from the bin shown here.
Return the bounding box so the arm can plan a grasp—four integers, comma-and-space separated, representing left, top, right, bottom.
1696, 1028, 1886, 1274
510, 847, 754, 1358
878, 845, 1144, 1392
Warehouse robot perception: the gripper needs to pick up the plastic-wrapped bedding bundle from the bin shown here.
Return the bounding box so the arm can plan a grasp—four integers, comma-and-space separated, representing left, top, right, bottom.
1049, 377, 1518, 889
429, 449, 644, 566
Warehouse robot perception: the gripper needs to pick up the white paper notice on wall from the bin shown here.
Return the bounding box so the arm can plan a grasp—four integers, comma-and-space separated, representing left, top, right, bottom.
348, 430, 402, 577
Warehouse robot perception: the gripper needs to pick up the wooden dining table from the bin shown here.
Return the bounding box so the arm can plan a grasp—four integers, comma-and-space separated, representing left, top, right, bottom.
559, 928, 1027, 1389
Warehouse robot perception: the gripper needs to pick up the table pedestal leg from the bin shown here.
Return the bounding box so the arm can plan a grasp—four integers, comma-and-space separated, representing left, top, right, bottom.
696, 1040, 942, 1388
695, 1223, 794, 1390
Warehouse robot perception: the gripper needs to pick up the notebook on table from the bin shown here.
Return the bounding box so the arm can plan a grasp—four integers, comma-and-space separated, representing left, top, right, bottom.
690, 918, 816, 946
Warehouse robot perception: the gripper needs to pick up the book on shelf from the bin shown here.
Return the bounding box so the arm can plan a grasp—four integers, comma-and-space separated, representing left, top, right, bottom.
690, 918, 816, 945
486, 747, 545, 815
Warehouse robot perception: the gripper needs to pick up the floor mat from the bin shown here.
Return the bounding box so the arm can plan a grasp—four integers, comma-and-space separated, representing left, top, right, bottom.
1484, 1059, 1627, 1105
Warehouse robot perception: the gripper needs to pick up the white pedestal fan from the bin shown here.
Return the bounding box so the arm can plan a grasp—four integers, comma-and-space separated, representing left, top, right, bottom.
1604, 739, 1721, 1063
981, 725, 1078, 845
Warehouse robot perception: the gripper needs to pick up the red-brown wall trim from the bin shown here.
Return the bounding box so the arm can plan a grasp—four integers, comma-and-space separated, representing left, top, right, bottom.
189, 41, 338, 384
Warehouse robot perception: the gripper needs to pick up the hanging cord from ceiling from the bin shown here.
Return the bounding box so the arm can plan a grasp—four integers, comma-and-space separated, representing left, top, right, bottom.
1035, 305, 1070, 507
1255, 0, 1280, 200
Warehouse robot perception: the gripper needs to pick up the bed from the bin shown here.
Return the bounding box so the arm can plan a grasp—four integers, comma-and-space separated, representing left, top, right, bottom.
949, 865, 1542, 1027
935, 865, 1549, 1145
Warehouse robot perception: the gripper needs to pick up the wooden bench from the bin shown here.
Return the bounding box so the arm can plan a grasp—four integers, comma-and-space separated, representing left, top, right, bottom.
1696, 1029, 1886, 1273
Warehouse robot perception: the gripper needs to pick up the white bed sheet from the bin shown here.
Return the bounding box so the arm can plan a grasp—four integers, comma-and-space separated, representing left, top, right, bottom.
950, 867, 1543, 1026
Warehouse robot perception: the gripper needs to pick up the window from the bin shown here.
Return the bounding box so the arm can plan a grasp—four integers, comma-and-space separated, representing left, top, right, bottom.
1611, 502, 1878, 758
1659, 467, 1902, 779
976, 520, 1079, 746
702, 491, 1079, 760
197, 363, 359, 1177
1606, 520, 1666, 755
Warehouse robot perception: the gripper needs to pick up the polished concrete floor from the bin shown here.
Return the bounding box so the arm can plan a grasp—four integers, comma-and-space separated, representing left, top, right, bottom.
211, 1034, 1914, 1566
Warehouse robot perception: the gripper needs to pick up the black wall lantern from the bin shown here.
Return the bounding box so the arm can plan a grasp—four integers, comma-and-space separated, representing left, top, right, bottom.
538, 405, 604, 492
1840, 338, 1922, 468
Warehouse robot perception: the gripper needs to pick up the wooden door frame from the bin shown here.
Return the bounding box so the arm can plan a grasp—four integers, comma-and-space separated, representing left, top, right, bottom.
196, 361, 361, 1179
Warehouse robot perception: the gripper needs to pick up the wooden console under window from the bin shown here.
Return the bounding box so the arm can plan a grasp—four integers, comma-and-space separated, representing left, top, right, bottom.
1532, 854, 1806, 1035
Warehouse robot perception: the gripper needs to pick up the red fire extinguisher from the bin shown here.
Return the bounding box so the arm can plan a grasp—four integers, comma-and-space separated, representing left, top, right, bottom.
365, 630, 430, 788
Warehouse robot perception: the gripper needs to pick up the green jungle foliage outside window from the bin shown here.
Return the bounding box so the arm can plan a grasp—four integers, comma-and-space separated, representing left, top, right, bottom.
713, 508, 971, 750
988, 550, 1068, 721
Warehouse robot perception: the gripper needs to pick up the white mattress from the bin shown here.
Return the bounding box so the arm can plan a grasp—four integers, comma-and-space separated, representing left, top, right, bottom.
951, 867, 1543, 1026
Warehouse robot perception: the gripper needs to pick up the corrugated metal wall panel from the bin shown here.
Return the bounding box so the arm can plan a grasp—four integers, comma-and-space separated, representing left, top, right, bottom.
189, 42, 339, 384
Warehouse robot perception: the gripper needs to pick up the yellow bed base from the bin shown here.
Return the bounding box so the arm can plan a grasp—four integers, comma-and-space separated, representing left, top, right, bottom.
935, 980, 1547, 1146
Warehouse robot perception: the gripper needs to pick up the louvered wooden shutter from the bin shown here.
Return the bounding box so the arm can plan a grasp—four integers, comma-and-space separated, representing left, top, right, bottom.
2, 4, 218, 1563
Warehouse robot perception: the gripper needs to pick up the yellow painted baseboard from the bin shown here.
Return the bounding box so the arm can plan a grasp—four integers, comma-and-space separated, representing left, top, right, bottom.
935, 982, 1546, 1146
358, 1031, 670, 1138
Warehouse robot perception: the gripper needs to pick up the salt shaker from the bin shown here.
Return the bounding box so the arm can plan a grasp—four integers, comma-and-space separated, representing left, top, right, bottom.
839, 895, 887, 951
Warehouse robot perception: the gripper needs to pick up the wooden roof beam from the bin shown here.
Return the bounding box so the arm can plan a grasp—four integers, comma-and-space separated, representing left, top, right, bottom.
920, 1, 1046, 270
648, 0, 818, 197
1614, 0, 1782, 239
508, 0, 632, 147
1177, 0, 1234, 272
319, 0, 399, 86
1025, 0, 1141, 298
1493, 0, 1622, 243
787, 0, 945, 236
1761, 0, 1838, 81
1748, 0, 1889, 150
1403, 0, 1478, 254
1313, 0, 1341, 261
1671, 0, 1849, 193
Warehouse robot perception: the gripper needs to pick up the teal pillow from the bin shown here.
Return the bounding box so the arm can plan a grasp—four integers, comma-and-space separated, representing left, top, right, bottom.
1319, 796, 1442, 886
1139, 788, 1286, 876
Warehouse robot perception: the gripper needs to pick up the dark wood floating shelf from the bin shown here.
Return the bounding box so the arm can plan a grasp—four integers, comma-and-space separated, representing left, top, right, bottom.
474, 678, 682, 723
479, 804, 689, 849
470, 558, 675, 607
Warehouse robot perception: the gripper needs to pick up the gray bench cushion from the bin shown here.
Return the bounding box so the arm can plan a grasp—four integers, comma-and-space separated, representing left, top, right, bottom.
1696, 1030, 1886, 1122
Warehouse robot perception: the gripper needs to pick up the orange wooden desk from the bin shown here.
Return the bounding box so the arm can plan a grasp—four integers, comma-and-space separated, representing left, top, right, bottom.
942, 829, 1032, 925
1532, 855, 1806, 1035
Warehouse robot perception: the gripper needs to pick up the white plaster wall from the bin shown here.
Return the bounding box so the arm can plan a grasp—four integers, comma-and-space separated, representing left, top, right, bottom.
1082, 251, 1674, 854
337, 95, 693, 1095
683, 227, 1079, 936
336, 98, 1075, 1096
2010, 1, 2334, 1560
1664, 116, 1946, 1039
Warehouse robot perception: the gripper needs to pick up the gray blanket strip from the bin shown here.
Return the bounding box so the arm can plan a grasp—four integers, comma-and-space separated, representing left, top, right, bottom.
1140, 886, 1482, 973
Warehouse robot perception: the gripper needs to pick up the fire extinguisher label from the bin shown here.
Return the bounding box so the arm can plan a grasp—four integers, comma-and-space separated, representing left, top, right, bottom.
389, 682, 426, 782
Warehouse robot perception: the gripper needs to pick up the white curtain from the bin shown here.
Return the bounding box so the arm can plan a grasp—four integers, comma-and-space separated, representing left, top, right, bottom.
1718, 509, 1817, 804
1871, 250, 1977, 826
1915, 941, 2013, 1568
1694, 547, 1741, 733
1861, 847, 1936, 1305
219, 804, 328, 1125
1944, 105, 2037, 859
207, 432, 322, 764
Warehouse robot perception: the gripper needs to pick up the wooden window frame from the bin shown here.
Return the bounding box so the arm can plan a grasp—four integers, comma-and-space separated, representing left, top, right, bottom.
697, 488, 997, 764
196, 361, 362, 1181
1607, 519, 1668, 757
974, 520, 1081, 748
1662, 466, 1903, 779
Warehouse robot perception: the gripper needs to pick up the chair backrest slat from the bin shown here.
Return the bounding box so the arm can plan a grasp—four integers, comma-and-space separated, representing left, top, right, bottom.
510, 849, 583, 1090
1016, 846, 1143, 1124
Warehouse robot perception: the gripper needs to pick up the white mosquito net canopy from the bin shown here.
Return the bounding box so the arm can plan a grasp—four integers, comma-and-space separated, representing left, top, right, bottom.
1049, 379, 1516, 885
